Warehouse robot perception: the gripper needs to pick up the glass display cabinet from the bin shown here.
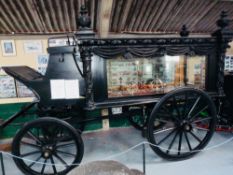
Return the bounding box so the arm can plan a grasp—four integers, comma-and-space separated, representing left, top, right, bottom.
106, 55, 206, 98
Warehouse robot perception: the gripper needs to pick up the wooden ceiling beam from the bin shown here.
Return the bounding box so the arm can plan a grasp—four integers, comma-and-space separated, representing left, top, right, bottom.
90, 0, 97, 30
148, 0, 169, 31
62, 0, 71, 31
153, 0, 178, 31
97, 0, 114, 38
133, 0, 150, 31
69, 0, 76, 31
204, 4, 227, 32
9, 0, 30, 32
143, 0, 163, 31
0, 0, 22, 32
172, 0, 196, 31
0, 18, 11, 33
25, 0, 44, 32
129, 0, 146, 31
110, 0, 118, 32
55, 0, 65, 31
0, 5, 15, 32
184, 1, 216, 30
15, 0, 36, 32
163, 0, 187, 32
138, 0, 157, 31
47, 0, 59, 31
195, 4, 220, 32
117, 0, 133, 32
37, 0, 53, 32
181, 0, 207, 28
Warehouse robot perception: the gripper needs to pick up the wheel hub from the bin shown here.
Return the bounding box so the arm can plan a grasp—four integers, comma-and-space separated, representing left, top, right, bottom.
182, 122, 192, 132
42, 145, 54, 159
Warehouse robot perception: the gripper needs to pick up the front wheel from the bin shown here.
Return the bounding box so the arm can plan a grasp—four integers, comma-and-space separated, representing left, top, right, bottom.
147, 88, 216, 160
12, 117, 84, 175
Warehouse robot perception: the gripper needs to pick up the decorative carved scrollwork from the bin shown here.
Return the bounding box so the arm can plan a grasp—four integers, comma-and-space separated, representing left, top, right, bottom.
91, 45, 215, 58
78, 37, 217, 47
80, 46, 94, 109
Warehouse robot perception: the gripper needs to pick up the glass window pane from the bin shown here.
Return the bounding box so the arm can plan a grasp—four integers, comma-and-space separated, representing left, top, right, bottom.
106, 55, 206, 98
186, 56, 206, 89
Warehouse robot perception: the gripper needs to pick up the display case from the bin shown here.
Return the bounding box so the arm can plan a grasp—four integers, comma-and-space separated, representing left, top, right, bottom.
106, 55, 206, 98
91, 45, 214, 106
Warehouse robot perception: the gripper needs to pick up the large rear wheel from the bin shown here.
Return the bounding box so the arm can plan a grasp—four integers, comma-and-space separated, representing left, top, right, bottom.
147, 88, 216, 160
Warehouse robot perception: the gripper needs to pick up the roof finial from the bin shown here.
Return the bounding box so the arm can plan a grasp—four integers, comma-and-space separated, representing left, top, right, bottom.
77, 5, 91, 30
216, 11, 230, 30
180, 25, 189, 37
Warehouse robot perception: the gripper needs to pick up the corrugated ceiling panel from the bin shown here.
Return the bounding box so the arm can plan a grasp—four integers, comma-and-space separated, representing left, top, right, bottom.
109, 0, 233, 34
0, 0, 97, 34
0, 0, 232, 35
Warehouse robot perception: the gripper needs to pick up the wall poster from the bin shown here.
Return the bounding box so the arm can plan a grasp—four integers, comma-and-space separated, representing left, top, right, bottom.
37, 54, 49, 75
0, 75, 17, 98
224, 55, 233, 72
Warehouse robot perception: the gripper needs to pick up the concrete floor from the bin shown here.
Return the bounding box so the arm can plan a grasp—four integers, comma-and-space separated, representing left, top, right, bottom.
1, 127, 233, 175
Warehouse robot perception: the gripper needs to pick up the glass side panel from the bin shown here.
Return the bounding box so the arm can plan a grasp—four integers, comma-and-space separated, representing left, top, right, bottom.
186, 56, 206, 89
106, 55, 206, 98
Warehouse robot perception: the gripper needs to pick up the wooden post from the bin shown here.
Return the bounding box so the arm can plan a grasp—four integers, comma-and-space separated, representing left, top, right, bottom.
97, 0, 113, 38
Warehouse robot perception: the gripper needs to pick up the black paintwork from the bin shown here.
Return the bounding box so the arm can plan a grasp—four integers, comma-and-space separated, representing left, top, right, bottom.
2, 11, 233, 111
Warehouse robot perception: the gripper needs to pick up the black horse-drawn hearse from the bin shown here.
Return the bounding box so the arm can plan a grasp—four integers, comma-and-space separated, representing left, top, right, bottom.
0, 7, 233, 175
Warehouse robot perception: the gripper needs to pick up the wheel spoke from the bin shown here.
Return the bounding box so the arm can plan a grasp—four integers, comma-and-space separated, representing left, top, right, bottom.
173, 96, 181, 119
191, 117, 212, 123
178, 131, 183, 155
161, 106, 180, 122
156, 113, 170, 118
21, 141, 41, 149
189, 106, 209, 122
54, 127, 64, 141
21, 151, 41, 157
54, 153, 68, 167
189, 131, 202, 143
157, 128, 177, 145
36, 128, 41, 140
166, 130, 179, 154
154, 118, 170, 123
41, 159, 47, 174
187, 96, 201, 118
50, 156, 57, 174
153, 127, 175, 134
56, 150, 76, 157
193, 126, 209, 131
184, 132, 192, 151
27, 131, 42, 145
42, 127, 53, 140
183, 92, 188, 117
56, 142, 75, 148
28, 155, 42, 168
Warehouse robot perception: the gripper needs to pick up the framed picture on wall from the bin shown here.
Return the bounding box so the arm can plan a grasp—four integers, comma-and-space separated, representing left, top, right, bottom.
1, 40, 16, 56
24, 40, 43, 53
